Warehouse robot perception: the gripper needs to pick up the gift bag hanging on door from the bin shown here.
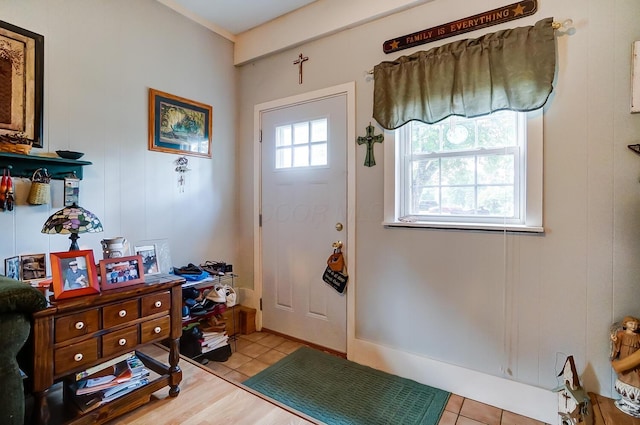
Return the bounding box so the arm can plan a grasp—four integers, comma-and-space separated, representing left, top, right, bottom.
323, 247, 348, 294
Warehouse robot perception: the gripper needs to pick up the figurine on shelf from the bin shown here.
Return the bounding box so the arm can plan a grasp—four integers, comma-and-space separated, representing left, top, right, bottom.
610, 315, 640, 417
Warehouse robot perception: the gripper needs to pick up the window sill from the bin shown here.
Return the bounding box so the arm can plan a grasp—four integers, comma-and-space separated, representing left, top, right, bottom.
383, 220, 544, 234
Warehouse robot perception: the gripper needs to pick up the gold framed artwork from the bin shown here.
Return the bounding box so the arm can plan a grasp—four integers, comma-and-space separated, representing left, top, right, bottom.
0, 20, 44, 147
148, 88, 212, 158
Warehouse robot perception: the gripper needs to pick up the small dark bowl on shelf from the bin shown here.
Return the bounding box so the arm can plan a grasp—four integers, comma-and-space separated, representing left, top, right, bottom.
55, 150, 84, 160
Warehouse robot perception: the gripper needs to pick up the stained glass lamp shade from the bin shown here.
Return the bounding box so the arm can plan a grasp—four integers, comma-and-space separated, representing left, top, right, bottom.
41, 204, 103, 251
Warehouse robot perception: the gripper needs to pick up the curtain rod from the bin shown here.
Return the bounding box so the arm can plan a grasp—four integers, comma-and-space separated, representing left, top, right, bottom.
365, 18, 573, 75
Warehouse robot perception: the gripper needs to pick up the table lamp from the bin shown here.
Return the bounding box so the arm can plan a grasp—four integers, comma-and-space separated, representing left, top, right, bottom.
41, 203, 103, 251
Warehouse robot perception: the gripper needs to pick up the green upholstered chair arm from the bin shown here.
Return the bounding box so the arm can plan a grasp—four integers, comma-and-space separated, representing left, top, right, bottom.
0, 276, 47, 314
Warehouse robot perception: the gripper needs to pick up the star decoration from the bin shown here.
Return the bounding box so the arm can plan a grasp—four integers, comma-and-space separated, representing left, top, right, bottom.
512, 4, 525, 16
390, 40, 400, 50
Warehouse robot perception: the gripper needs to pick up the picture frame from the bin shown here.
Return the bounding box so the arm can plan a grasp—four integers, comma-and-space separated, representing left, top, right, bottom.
99, 255, 145, 290
50, 250, 99, 300
134, 244, 160, 275
0, 21, 44, 147
148, 88, 212, 158
20, 253, 46, 280
135, 238, 172, 274
4, 256, 20, 280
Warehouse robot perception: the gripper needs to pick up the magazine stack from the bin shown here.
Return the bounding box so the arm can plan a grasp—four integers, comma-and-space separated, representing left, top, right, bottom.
201, 329, 229, 354
68, 352, 150, 413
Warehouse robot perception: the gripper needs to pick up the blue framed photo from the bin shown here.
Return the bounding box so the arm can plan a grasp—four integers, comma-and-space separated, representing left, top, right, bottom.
148, 88, 212, 158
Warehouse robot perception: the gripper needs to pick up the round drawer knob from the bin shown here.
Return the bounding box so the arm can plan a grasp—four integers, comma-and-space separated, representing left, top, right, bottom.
118, 310, 127, 318
154, 301, 162, 308
74, 353, 83, 362
75, 321, 84, 330
118, 338, 127, 346
154, 326, 162, 334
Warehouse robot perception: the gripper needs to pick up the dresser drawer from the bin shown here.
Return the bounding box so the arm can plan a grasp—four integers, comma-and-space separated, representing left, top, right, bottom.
141, 316, 171, 344
141, 291, 171, 316
55, 310, 100, 343
102, 325, 139, 357
103, 299, 140, 328
55, 339, 99, 376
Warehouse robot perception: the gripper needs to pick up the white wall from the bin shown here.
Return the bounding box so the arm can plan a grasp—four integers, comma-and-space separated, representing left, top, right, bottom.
237, 0, 640, 422
0, 0, 239, 275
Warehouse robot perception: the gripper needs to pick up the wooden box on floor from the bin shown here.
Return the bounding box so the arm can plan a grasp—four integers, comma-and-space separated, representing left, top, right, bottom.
221, 305, 241, 336
239, 306, 256, 334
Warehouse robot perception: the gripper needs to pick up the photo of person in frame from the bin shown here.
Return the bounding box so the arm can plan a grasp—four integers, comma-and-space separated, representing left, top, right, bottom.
135, 245, 159, 275
63, 258, 89, 290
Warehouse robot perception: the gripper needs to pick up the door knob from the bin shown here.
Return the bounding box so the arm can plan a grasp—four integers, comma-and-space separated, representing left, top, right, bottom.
335, 222, 343, 231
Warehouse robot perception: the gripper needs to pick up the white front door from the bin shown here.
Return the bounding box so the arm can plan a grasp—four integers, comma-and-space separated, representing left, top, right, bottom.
259, 91, 348, 352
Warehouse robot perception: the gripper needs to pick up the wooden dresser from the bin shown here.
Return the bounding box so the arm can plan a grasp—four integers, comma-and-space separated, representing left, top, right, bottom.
29, 274, 184, 425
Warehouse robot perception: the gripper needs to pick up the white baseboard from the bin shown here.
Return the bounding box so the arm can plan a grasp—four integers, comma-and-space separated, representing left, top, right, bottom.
349, 338, 558, 425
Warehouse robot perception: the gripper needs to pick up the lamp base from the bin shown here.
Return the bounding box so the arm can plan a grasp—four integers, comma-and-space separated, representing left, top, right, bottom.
69, 233, 80, 251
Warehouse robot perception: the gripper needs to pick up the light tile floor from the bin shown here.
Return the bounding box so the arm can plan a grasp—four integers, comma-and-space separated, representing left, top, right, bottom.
203, 331, 549, 425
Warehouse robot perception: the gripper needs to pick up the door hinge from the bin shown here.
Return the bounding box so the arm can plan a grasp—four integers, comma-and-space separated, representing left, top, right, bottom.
259, 298, 263, 311
259, 129, 262, 143
259, 214, 262, 227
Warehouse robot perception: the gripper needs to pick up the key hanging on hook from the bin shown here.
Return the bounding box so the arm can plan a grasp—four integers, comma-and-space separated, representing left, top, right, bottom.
5, 167, 13, 211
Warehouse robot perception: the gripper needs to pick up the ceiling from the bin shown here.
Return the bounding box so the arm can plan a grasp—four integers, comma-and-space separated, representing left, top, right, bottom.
157, 0, 432, 64
163, 0, 319, 36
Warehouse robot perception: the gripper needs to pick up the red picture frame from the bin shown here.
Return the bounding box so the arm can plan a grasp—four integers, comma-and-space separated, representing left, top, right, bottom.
50, 250, 99, 300
99, 255, 145, 290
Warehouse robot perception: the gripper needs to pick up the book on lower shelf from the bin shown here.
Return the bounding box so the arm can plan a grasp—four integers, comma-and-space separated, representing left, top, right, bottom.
68, 355, 156, 413
74, 351, 136, 381
73, 353, 148, 395
201, 330, 229, 353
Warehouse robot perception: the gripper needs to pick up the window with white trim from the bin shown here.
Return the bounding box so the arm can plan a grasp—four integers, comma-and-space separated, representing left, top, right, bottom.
383, 110, 543, 232
275, 118, 328, 169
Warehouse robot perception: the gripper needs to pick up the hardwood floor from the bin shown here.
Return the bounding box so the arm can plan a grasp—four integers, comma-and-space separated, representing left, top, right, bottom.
108, 343, 317, 425
106, 332, 549, 425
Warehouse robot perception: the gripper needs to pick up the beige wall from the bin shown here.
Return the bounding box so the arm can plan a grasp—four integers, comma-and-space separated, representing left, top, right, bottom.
237, 0, 640, 421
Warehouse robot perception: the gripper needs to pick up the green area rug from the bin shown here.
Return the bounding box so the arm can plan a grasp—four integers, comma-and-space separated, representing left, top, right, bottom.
243, 347, 450, 425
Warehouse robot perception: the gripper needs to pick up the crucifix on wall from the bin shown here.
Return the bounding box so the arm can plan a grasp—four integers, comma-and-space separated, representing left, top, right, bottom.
357, 123, 384, 167
293, 53, 308, 84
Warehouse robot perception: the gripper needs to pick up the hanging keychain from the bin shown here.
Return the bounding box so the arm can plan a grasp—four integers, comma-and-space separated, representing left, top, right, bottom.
0, 168, 7, 211
5, 167, 13, 211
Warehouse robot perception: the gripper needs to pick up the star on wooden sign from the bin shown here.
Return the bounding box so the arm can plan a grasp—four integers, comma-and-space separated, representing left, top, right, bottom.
357, 123, 384, 167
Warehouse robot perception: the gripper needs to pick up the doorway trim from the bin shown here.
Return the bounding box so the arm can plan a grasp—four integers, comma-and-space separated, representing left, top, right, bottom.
253, 82, 356, 356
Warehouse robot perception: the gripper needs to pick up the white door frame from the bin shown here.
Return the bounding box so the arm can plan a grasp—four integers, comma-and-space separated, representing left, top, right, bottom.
253, 82, 356, 355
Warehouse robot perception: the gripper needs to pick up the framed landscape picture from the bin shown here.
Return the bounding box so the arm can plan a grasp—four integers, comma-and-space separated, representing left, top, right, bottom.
0, 20, 44, 147
148, 88, 212, 158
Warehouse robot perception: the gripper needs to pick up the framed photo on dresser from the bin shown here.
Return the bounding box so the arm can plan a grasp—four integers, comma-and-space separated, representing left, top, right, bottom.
50, 250, 99, 300
99, 255, 144, 290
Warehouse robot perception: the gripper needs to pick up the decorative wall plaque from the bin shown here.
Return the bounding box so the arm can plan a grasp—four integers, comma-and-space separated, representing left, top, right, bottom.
383, 0, 537, 54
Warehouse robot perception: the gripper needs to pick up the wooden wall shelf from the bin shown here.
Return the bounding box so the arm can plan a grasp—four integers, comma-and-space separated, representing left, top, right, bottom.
0, 152, 92, 180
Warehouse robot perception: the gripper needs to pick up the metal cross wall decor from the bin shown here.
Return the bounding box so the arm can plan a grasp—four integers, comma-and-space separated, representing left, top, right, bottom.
293, 53, 309, 84
357, 123, 384, 167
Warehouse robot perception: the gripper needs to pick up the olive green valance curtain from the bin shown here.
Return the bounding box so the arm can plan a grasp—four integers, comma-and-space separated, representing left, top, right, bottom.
373, 17, 556, 130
